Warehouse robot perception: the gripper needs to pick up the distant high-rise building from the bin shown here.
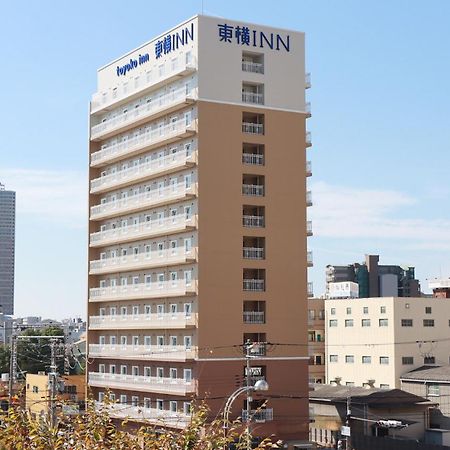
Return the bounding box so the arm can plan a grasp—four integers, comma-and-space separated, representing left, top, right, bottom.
0, 183, 15, 315
326, 254, 420, 298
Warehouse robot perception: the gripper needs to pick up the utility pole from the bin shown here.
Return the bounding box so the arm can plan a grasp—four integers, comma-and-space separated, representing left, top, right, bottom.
8, 334, 17, 406
346, 395, 352, 450
49, 338, 58, 428
245, 339, 252, 450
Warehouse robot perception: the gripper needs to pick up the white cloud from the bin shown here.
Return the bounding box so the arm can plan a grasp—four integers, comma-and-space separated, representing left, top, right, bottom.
310, 181, 450, 247
0, 168, 87, 227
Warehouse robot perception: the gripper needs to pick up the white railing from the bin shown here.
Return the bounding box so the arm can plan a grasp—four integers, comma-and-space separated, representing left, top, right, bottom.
306, 131, 311, 146
95, 401, 191, 428
89, 279, 197, 301
242, 215, 264, 228
242, 61, 264, 74
242, 122, 264, 134
89, 312, 197, 330
306, 190, 312, 206
90, 183, 196, 220
89, 215, 197, 247
305, 72, 311, 89
242, 184, 264, 196
307, 251, 313, 266
242, 92, 264, 105
91, 87, 196, 139
307, 220, 313, 236
91, 119, 197, 166
242, 408, 273, 422
89, 372, 195, 394
89, 344, 196, 361
305, 101, 311, 115
91, 61, 197, 113
243, 311, 265, 324
308, 282, 314, 298
90, 247, 197, 274
90, 150, 197, 193
243, 279, 265, 292
242, 153, 264, 165
243, 247, 264, 260
306, 160, 312, 175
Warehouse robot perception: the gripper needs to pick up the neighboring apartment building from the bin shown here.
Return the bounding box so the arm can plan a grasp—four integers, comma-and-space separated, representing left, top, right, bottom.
87, 16, 311, 445
0, 183, 15, 315
326, 254, 420, 298
429, 278, 450, 298
325, 297, 450, 389
308, 298, 325, 384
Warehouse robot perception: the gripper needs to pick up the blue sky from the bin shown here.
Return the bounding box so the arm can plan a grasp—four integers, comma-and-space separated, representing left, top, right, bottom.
1, 0, 450, 318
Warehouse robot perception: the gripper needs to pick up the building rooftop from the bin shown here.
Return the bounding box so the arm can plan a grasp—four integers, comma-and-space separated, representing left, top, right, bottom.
400, 365, 450, 382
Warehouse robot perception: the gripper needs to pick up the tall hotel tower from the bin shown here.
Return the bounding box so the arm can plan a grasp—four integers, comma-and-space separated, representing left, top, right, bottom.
88, 15, 312, 446
0, 183, 16, 315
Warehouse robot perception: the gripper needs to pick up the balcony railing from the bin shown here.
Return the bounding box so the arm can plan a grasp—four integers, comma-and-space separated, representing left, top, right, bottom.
243, 247, 264, 260
91, 87, 196, 140
305, 72, 311, 89
90, 150, 197, 194
89, 215, 197, 247
242, 184, 264, 196
90, 61, 197, 113
242, 61, 264, 74
243, 279, 265, 292
242, 153, 264, 166
90, 183, 197, 220
308, 282, 314, 298
242, 408, 273, 422
91, 119, 197, 167
89, 279, 197, 302
306, 160, 312, 176
95, 401, 191, 428
307, 251, 313, 267
242, 122, 264, 135
306, 190, 312, 207
89, 372, 195, 395
243, 215, 264, 228
243, 311, 265, 324
89, 344, 196, 361
305, 102, 311, 116
90, 247, 197, 274
307, 220, 313, 236
306, 131, 312, 147
242, 92, 264, 105
89, 312, 197, 330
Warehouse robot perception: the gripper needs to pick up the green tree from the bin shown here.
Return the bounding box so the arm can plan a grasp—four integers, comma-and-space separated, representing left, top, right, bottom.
0, 345, 10, 374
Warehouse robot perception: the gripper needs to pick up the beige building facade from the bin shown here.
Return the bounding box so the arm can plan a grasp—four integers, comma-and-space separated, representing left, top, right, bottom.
326, 297, 450, 389
87, 15, 311, 444
308, 298, 325, 384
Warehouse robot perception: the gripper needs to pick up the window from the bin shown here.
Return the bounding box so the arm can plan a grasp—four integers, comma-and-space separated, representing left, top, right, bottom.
345, 319, 354, 327
345, 382, 355, 387
308, 310, 315, 320
170, 401, 178, 412
427, 384, 440, 396
131, 396, 139, 407
157, 367, 164, 378
132, 366, 139, 376
379, 319, 388, 327
405, 303, 410, 309
144, 336, 151, 347
362, 356, 372, 364
120, 394, 127, 404
99, 364, 105, 373
362, 319, 371, 327
402, 356, 414, 365
380, 306, 386, 314
346, 307, 352, 315
425, 306, 432, 314
184, 402, 192, 415
120, 365, 127, 375
329, 355, 338, 363
99, 392, 105, 402
379, 356, 389, 365
424, 356, 436, 364
423, 319, 435, 327
184, 368, 192, 381
184, 336, 192, 349
144, 367, 151, 377
363, 307, 369, 314
330, 308, 336, 315
380, 384, 390, 389
156, 399, 164, 410
32, 386, 39, 393
329, 320, 338, 327
170, 368, 177, 379
345, 355, 354, 364
144, 398, 151, 409
401, 319, 413, 327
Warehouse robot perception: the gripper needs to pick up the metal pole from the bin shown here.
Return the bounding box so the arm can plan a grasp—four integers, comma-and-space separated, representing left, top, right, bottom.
346, 395, 352, 450
8, 334, 17, 406
49, 339, 57, 428
245, 339, 252, 450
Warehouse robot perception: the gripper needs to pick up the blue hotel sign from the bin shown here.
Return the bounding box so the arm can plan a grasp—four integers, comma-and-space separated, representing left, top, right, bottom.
116, 21, 290, 77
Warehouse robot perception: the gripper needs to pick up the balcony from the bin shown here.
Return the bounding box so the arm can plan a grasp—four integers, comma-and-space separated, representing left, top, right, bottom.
243, 311, 265, 324
306, 160, 312, 177
308, 282, 314, 298
89, 215, 197, 247
243, 215, 264, 228
242, 184, 264, 197
89, 312, 197, 330
307, 251, 313, 267
90, 184, 197, 221
307, 220, 313, 237
90, 61, 197, 115
95, 401, 191, 428
305, 102, 311, 117
242, 91, 264, 105
90, 279, 197, 302
306, 131, 312, 147
243, 279, 265, 292
305, 72, 311, 89
242, 153, 264, 166
306, 190, 312, 207
242, 122, 264, 135
243, 247, 264, 260
90, 150, 197, 194
89, 344, 196, 361
89, 372, 195, 395
90, 119, 197, 167
242, 61, 264, 74
242, 408, 273, 422
90, 247, 197, 275
91, 87, 197, 141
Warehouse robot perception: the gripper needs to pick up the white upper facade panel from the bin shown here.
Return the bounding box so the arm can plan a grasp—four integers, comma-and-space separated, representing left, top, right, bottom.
92, 15, 306, 114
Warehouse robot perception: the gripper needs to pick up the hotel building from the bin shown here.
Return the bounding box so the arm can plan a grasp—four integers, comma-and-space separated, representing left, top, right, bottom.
87, 15, 311, 445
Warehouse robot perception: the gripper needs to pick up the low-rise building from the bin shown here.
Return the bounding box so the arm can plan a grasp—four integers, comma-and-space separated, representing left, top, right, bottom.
308, 298, 325, 384
326, 297, 450, 389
